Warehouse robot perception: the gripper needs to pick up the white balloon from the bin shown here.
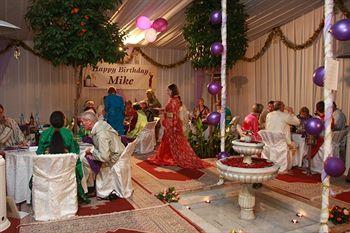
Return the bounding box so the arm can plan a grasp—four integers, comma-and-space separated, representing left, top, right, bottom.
144, 28, 157, 42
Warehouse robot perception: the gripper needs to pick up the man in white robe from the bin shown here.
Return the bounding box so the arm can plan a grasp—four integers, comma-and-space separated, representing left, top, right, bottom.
79, 111, 125, 198
266, 101, 300, 145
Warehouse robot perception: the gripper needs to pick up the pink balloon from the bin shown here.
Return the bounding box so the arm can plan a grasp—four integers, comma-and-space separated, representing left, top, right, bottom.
151, 18, 168, 32
144, 28, 157, 42
136, 16, 151, 30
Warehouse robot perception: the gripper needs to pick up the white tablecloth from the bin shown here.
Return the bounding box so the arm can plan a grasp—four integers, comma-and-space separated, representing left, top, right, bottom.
291, 133, 308, 167
5, 144, 91, 204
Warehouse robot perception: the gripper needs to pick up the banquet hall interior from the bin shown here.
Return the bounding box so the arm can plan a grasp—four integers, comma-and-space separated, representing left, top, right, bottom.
1, 0, 350, 232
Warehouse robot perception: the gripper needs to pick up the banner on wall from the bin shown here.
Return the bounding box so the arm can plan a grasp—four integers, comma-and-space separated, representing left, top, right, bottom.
83, 63, 157, 90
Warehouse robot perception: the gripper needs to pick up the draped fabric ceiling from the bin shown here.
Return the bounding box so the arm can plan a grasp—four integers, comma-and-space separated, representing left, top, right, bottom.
0, 0, 323, 47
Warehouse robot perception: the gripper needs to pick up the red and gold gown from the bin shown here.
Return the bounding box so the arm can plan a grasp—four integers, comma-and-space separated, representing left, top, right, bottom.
148, 96, 210, 169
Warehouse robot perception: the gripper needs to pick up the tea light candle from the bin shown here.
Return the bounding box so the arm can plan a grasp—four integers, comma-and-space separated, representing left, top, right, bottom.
205, 200, 211, 203
291, 219, 298, 224
186, 206, 191, 210
296, 213, 303, 218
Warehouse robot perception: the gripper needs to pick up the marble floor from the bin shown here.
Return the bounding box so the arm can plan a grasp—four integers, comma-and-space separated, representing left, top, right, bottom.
172, 185, 321, 233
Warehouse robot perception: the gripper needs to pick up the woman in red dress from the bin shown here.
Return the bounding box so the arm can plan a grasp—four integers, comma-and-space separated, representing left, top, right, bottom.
148, 84, 210, 169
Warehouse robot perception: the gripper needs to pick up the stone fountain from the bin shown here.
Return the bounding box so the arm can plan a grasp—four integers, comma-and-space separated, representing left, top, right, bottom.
216, 139, 279, 220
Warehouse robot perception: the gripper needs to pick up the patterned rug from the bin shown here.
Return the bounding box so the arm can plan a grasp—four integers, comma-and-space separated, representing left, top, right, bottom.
19, 205, 200, 233
132, 155, 222, 194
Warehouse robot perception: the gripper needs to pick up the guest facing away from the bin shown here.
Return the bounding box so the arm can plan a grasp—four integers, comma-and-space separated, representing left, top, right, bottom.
79, 111, 125, 196
259, 100, 274, 129
266, 101, 300, 145
36, 111, 90, 203
333, 102, 347, 131
242, 103, 264, 141
104, 86, 125, 135
0, 104, 26, 149
126, 103, 147, 139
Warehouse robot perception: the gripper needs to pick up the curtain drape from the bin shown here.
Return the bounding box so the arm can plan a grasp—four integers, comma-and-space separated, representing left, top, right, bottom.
229, 6, 349, 124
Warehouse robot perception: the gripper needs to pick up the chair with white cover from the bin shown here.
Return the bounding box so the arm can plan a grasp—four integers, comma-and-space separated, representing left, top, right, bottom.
135, 121, 157, 154
258, 130, 293, 172
96, 140, 137, 199
310, 129, 348, 173
32, 153, 78, 221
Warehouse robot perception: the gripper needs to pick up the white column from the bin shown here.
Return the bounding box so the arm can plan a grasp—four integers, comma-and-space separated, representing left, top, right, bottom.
320, 0, 334, 232
220, 0, 227, 152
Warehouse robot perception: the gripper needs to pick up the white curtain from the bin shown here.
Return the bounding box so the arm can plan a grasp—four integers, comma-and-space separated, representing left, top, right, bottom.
0, 45, 203, 123
229, 6, 350, 124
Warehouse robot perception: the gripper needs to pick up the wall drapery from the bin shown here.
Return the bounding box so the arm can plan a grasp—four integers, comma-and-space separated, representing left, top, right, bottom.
229, 6, 350, 122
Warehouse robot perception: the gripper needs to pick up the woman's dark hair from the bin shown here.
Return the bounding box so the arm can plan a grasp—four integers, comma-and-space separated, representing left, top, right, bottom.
107, 86, 116, 94
316, 101, 325, 114
49, 111, 66, 154
168, 84, 179, 97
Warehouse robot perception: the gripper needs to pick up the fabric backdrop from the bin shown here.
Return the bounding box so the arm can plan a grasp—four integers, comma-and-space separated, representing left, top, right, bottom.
229, 6, 350, 124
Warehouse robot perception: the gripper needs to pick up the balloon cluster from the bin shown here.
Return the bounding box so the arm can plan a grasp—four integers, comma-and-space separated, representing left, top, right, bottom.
209, 10, 223, 56
136, 16, 168, 43
312, 19, 350, 87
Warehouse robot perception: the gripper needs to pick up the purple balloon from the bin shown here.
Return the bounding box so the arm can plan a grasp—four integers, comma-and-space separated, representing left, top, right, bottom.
206, 111, 221, 125
313, 66, 324, 87
207, 81, 222, 95
151, 18, 168, 32
217, 151, 229, 160
210, 42, 223, 56
305, 117, 324, 136
330, 19, 350, 41
210, 10, 222, 24
324, 157, 345, 177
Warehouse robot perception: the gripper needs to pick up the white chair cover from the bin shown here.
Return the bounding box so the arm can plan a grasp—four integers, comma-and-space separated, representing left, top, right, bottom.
135, 121, 157, 154
96, 140, 137, 199
32, 153, 78, 221
310, 129, 348, 173
258, 130, 293, 172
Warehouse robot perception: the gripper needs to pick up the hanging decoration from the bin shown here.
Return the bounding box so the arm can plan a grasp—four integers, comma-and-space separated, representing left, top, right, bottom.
206, 111, 221, 125
330, 19, 350, 41
313, 66, 325, 87
151, 18, 168, 32
135, 16, 169, 43
13, 46, 20, 59
305, 118, 324, 136
210, 10, 222, 24
324, 157, 346, 177
207, 81, 222, 95
136, 16, 152, 30
210, 42, 224, 56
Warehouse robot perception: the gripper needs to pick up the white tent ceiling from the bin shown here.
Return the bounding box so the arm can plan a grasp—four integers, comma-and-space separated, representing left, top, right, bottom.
0, 0, 324, 49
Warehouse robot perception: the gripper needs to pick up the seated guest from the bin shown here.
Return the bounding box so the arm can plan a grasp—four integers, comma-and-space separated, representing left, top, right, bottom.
139, 100, 154, 122
333, 102, 347, 131
126, 104, 147, 139
36, 111, 90, 203
291, 106, 311, 135
84, 100, 96, 113
79, 111, 125, 198
146, 89, 162, 117
0, 104, 26, 149
216, 101, 232, 126
259, 100, 274, 129
193, 98, 210, 121
242, 103, 264, 141
266, 101, 300, 145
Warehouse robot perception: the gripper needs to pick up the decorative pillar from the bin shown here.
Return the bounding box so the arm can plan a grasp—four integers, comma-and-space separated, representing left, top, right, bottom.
220, 0, 227, 152
320, 0, 334, 232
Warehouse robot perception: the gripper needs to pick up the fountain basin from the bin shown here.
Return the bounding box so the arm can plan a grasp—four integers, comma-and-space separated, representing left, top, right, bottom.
231, 140, 264, 156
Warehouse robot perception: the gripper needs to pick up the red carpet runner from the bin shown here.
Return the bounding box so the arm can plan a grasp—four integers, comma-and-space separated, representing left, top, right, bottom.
276, 168, 321, 183
137, 160, 204, 181
106, 229, 146, 233
334, 191, 350, 204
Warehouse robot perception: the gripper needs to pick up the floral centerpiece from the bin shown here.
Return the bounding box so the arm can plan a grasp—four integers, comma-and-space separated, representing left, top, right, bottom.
329, 206, 350, 224
156, 187, 180, 203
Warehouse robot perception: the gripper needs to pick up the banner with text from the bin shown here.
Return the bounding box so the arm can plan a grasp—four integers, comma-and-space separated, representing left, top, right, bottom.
83, 63, 157, 90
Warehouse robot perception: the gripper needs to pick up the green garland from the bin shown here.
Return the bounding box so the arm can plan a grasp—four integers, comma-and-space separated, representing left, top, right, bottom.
183, 0, 248, 69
